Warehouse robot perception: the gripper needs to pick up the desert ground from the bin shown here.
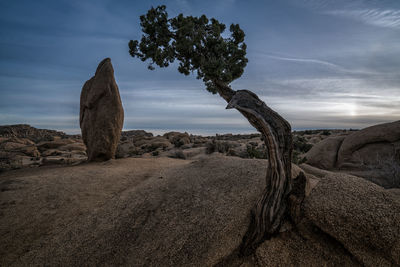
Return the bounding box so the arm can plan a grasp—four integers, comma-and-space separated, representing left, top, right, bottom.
1, 124, 399, 266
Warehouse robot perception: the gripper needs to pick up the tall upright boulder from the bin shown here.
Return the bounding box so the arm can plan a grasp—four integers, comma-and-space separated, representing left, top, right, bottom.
80, 58, 124, 161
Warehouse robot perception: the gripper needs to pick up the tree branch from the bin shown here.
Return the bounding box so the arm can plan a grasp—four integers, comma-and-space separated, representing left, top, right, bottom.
213, 80, 236, 102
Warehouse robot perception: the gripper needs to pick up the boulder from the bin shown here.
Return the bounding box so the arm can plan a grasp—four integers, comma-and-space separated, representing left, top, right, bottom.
0, 142, 26, 151
2, 137, 35, 146
0, 156, 398, 266
121, 130, 153, 139
0, 153, 42, 170
116, 141, 137, 158
163, 132, 191, 147
337, 120, 400, 169
303, 172, 400, 266
41, 149, 62, 157
307, 135, 323, 144
58, 143, 86, 152
134, 137, 171, 151
80, 58, 124, 161
304, 121, 400, 188
116, 136, 172, 158
305, 136, 345, 169
255, 224, 357, 266
17, 146, 40, 157
0, 142, 40, 158
254, 168, 399, 267
335, 121, 400, 188
36, 139, 75, 151
42, 154, 86, 166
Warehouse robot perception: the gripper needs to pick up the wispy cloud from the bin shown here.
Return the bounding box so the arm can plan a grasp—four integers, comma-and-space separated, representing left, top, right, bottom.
326, 9, 400, 29
257, 53, 379, 76
1, 0, 399, 134
294, 0, 400, 30
263, 54, 340, 68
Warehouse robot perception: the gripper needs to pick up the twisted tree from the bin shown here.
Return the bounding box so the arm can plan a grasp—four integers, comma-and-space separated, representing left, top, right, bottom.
129, 5, 293, 255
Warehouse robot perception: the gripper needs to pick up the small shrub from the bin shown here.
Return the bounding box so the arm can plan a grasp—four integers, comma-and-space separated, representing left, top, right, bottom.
206, 141, 216, 154
206, 140, 236, 154
322, 130, 331, 136
292, 151, 307, 164
173, 139, 185, 148
293, 136, 313, 153
246, 145, 267, 159
226, 149, 238, 157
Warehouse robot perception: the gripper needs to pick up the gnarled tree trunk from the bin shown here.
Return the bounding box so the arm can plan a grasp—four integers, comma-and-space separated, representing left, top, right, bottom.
214, 81, 292, 255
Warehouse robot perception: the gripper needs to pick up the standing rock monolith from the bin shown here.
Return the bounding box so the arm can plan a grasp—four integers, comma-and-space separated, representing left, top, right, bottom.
80, 58, 124, 161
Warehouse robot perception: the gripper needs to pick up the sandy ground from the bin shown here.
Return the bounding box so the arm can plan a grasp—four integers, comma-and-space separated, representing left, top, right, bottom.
0, 155, 267, 266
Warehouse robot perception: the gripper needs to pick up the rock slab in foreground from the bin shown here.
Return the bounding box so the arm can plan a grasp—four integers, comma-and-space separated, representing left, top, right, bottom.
0, 156, 399, 266
303, 172, 400, 266
80, 58, 124, 161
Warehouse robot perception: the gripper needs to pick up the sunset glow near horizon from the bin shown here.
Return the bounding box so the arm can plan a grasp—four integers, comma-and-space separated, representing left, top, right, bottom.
1, 0, 399, 135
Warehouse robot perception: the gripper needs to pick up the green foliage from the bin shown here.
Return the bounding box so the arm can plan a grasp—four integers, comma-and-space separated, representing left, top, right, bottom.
129, 5, 248, 93
292, 151, 307, 164
206, 140, 231, 154
173, 139, 185, 148
246, 145, 267, 159
321, 130, 331, 136
293, 136, 313, 153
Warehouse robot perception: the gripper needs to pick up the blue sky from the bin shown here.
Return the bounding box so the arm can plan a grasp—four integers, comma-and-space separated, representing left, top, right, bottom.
0, 0, 399, 135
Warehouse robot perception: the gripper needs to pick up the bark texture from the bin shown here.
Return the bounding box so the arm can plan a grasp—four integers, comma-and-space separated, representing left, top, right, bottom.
215, 82, 292, 255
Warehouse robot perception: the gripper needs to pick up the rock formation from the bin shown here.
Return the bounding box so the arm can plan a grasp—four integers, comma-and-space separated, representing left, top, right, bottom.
163, 132, 191, 147
80, 58, 124, 161
302, 171, 400, 266
0, 124, 67, 142
337, 120, 400, 169
306, 121, 400, 188
305, 136, 345, 169
1, 155, 399, 266
0, 125, 87, 170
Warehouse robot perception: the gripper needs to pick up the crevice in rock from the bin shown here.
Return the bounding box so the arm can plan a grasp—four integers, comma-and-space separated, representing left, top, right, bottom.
214, 172, 307, 266
299, 222, 363, 266
333, 137, 345, 169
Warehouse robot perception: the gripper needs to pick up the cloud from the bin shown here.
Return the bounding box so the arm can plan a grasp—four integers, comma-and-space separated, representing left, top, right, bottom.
293, 0, 400, 30
257, 53, 378, 76
326, 9, 400, 29
1, 0, 399, 134
263, 54, 340, 68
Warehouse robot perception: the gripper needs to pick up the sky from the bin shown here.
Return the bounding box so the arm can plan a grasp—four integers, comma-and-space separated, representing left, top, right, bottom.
0, 0, 399, 135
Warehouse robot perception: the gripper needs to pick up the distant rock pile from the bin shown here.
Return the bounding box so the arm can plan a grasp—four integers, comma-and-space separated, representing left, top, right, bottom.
0, 124, 67, 142
8, 122, 394, 181
115, 131, 269, 160
80, 58, 124, 161
0, 125, 86, 170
